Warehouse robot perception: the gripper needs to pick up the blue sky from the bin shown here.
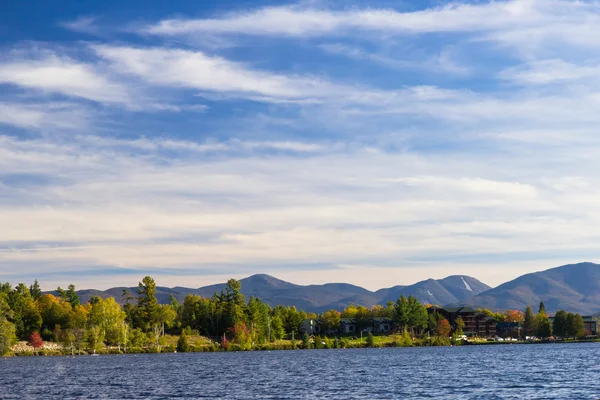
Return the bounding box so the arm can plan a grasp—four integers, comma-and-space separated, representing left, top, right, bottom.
2, 0, 600, 290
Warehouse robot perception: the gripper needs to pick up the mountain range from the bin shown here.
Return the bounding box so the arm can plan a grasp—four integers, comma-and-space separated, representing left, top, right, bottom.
59, 262, 600, 315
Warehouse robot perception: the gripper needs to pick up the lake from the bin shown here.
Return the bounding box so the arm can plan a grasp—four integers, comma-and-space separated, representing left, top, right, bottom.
1, 343, 600, 399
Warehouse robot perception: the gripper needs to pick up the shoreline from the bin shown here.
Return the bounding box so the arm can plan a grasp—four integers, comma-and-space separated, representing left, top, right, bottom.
5, 337, 599, 358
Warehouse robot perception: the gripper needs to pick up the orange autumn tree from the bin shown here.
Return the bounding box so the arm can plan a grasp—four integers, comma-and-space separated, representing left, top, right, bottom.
436, 319, 451, 337
504, 310, 524, 323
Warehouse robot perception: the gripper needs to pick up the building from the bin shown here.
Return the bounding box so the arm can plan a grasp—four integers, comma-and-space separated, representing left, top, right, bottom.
429, 306, 496, 337
301, 317, 394, 335
300, 319, 321, 335
583, 317, 597, 336
370, 317, 393, 333
496, 322, 522, 339
339, 318, 357, 333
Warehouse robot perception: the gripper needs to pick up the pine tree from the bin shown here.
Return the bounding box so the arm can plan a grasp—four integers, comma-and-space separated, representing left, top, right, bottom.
29, 280, 42, 301
302, 332, 311, 349
137, 276, 159, 331
538, 301, 546, 315
66, 285, 80, 307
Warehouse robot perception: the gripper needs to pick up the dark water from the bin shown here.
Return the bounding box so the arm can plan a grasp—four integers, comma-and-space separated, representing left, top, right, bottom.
2, 343, 600, 399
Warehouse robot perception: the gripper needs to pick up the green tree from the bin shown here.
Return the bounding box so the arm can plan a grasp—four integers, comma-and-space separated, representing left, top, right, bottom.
270, 315, 284, 341
354, 306, 371, 332
523, 306, 535, 337
566, 313, 585, 338
136, 276, 159, 331
9, 284, 42, 339
177, 331, 190, 352
538, 301, 546, 315
88, 297, 126, 347
552, 310, 568, 338
66, 285, 80, 308
302, 332, 312, 349
399, 327, 413, 347
86, 325, 105, 353
393, 295, 410, 331
455, 317, 465, 336
321, 309, 341, 333
535, 312, 552, 338
366, 332, 375, 347
407, 296, 428, 334
29, 280, 42, 301
0, 297, 16, 356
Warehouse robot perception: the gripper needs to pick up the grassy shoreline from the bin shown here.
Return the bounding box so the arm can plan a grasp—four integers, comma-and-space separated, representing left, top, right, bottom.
5, 334, 599, 357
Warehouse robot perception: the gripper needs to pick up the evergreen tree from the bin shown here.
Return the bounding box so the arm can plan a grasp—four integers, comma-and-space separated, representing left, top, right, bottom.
523, 306, 535, 336
66, 285, 80, 308
137, 276, 159, 331
302, 332, 311, 349
29, 280, 42, 301
538, 301, 546, 315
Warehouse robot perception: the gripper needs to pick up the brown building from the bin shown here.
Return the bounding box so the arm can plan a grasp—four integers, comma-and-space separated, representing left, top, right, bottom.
429, 306, 496, 337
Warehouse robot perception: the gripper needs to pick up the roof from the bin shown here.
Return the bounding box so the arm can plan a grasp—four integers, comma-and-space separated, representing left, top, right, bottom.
371, 317, 393, 323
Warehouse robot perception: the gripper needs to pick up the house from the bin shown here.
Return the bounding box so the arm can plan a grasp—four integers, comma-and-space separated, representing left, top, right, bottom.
340, 318, 357, 333
300, 319, 321, 335
370, 317, 393, 333
429, 306, 496, 337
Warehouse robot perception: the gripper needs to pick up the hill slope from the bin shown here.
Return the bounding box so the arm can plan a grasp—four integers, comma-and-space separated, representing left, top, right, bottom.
469, 262, 600, 314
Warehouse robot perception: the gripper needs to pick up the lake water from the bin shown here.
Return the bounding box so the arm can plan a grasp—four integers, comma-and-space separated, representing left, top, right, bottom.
1, 343, 600, 399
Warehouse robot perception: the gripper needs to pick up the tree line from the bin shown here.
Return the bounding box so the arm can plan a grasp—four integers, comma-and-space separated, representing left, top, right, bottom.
0, 277, 445, 355
0, 278, 591, 356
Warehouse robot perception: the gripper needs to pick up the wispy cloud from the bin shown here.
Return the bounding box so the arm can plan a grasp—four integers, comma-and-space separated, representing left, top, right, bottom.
59, 16, 102, 35
0, 49, 132, 105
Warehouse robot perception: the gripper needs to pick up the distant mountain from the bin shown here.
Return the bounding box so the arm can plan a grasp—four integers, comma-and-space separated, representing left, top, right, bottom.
469, 262, 600, 314
44, 262, 600, 314
51, 273, 490, 313
375, 276, 491, 306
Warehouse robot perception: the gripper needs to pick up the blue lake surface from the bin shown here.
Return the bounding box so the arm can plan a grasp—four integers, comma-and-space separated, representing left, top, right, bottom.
1, 343, 600, 399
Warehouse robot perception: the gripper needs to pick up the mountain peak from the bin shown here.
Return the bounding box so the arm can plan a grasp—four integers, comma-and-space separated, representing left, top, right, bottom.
241, 274, 298, 289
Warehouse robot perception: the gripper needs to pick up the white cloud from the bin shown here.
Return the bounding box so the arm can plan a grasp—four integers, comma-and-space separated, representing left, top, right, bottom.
93, 45, 363, 103
3, 131, 600, 289
144, 2, 538, 37
0, 50, 132, 105
500, 59, 600, 84
0, 102, 90, 130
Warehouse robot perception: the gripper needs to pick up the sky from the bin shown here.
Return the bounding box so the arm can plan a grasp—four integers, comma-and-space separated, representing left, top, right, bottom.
2, 0, 600, 291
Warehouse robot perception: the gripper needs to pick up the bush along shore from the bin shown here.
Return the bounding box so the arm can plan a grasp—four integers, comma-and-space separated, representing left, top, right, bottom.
2, 277, 598, 357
